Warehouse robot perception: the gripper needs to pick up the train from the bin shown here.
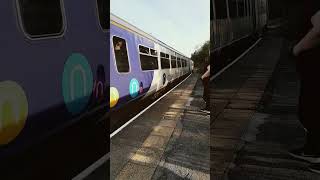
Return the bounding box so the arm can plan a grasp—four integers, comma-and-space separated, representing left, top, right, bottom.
110, 13, 194, 133
0, 0, 108, 179
211, 0, 268, 73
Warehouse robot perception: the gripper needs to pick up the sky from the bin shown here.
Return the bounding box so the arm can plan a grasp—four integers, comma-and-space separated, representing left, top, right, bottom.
110, 0, 210, 58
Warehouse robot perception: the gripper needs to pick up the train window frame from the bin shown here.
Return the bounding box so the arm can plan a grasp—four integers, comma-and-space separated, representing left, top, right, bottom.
16, 0, 67, 40
160, 52, 166, 58
160, 52, 170, 69
171, 55, 177, 68
139, 45, 150, 55
112, 35, 131, 74
150, 49, 158, 56
96, 0, 109, 31
177, 57, 182, 68
138, 44, 159, 71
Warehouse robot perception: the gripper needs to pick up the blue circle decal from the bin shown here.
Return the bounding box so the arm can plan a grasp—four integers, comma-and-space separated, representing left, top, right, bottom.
62, 53, 93, 114
129, 78, 139, 98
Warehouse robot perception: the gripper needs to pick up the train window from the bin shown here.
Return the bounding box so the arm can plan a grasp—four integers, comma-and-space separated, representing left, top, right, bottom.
177, 58, 181, 67
171, 55, 177, 68
150, 49, 158, 56
113, 36, 130, 73
139, 45, 158, 71
214, 0, 227, 19
97, 0, 108, 30
160, 53, 170, 69
139, 46, 150, 54
17, 0, 65, 38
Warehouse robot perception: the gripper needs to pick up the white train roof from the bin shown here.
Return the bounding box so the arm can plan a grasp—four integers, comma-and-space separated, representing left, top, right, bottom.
110, 13, 191, 60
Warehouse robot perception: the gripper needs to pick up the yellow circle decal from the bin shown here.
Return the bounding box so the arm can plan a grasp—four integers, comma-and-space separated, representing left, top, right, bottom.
0, 81, 28, 145
110, 87, 119, 108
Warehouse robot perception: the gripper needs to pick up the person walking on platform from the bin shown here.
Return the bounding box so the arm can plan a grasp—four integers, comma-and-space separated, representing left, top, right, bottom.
288, 7, 320, 173
200, 58, 210, 114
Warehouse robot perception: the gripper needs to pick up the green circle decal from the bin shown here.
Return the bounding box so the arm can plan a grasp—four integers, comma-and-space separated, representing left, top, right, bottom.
62, 53, 93, 114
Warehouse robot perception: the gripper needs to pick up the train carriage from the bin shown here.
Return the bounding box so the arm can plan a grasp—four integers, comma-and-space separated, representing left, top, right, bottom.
0, 0, 109, 179
110, 14, 193, 132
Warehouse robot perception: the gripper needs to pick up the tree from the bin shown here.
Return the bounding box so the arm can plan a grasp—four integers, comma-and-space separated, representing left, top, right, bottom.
191, 40, 210, 72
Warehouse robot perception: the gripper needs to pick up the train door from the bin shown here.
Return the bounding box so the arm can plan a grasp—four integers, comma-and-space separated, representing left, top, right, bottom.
170, 54, 177, 81
158, 46, 170, 90
153, 43, 162, 92
177, 57, 182, 77
168, 50, 174, 83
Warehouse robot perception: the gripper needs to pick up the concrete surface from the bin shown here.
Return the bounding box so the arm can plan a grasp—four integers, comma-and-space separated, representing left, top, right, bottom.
111, 74, 210, 180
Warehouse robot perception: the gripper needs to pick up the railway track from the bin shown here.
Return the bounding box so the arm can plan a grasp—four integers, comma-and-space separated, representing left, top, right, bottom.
211, 38, 262, 82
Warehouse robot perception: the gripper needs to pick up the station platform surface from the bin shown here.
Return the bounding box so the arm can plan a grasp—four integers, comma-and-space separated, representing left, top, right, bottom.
111, 74, 210, 180
211, 36, 320, 179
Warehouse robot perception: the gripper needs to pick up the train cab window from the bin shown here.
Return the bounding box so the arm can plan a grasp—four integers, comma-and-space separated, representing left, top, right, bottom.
113, 36, 130, 73
214, 0, 227, 19
17, 0, 65, 38
97, 0, 109, 30
171, 55, 177, 68
160, 52, 170, 69
139, 45, 159, 71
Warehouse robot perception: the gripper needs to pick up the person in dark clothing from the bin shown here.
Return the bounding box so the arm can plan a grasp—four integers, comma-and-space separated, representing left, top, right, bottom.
288, 3, 320, 172
200, 58, 210, 113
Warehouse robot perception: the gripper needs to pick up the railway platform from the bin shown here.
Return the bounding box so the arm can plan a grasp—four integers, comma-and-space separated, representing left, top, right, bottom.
211, 35, 320, 179
110, 74, 210, 179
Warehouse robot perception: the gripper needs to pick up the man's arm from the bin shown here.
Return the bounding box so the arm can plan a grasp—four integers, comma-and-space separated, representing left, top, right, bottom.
293, 27, 320, 56
293, 10, 320, 56
201, 66, 210, 79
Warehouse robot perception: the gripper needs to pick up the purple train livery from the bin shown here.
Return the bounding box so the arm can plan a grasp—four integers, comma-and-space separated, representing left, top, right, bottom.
109, 14, 194, 132
0, 0, 108, 179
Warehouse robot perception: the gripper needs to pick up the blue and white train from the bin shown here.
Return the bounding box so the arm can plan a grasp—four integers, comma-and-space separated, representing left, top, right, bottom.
110, 14, 194, 131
